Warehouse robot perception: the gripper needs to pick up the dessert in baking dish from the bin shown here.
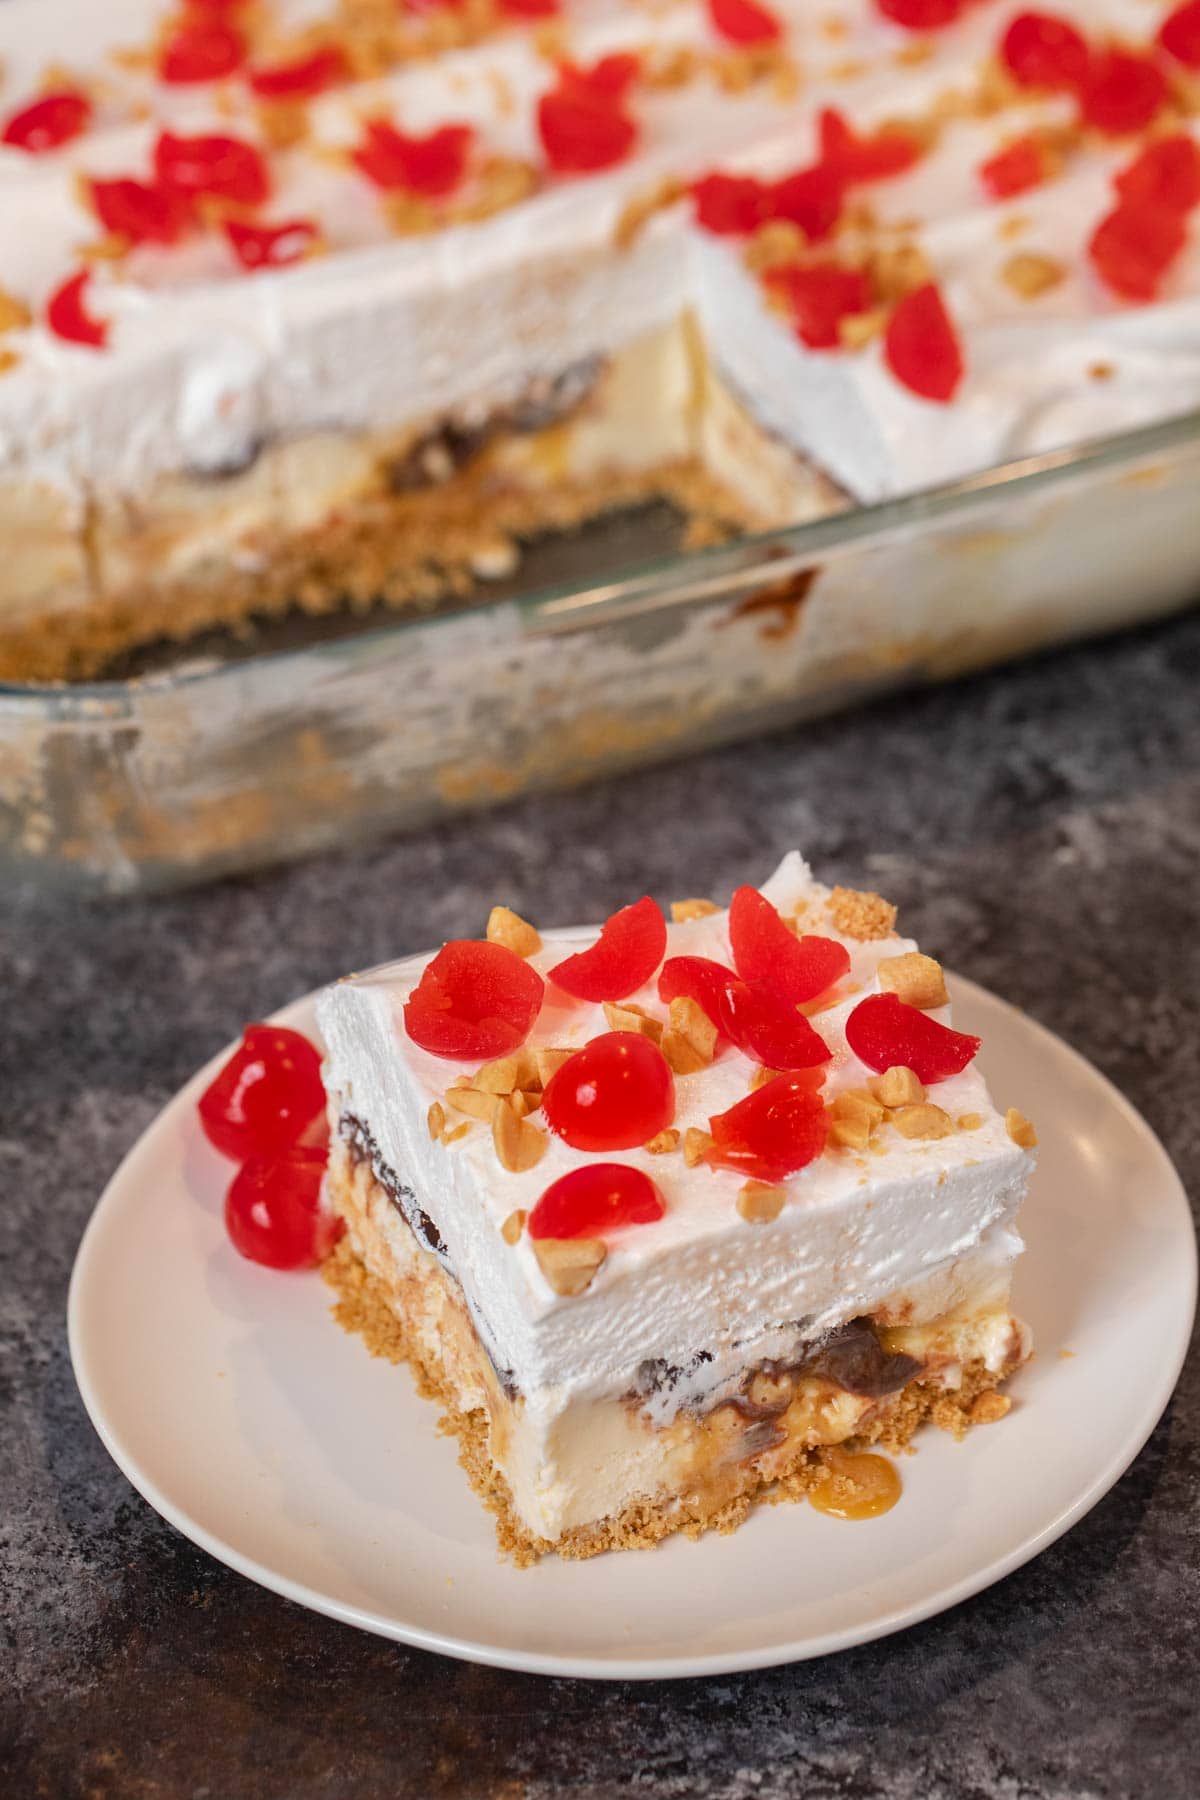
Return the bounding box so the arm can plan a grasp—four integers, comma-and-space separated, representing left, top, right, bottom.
4, 0, 1200, 679
313, 855, 1035, 1561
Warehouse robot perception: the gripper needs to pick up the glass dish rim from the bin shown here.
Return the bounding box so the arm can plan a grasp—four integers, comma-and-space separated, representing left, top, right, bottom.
5, 405, 1198, 711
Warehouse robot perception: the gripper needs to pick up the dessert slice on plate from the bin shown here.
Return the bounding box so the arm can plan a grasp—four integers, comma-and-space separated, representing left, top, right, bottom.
313, 853, 1036, 1562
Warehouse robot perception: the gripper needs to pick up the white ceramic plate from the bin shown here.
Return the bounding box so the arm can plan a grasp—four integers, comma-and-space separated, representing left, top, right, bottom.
69, 976, 1195, 1680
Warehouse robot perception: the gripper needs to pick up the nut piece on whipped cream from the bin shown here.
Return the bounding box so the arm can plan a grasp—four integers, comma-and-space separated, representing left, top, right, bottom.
1005, 1108, 1038, 1148
869, 1064, 927, 1109
534, 1236, 607, 1296
486, 905, 542, 959
877, 952, 949, 1010
737, 1181, 786, 1222
662, 996, 718, 1073
891, 1102, 954, 1140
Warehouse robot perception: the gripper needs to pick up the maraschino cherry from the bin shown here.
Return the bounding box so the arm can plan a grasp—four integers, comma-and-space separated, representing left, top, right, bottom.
542, 1032, 675, 1150
528, 1164, 665, 1238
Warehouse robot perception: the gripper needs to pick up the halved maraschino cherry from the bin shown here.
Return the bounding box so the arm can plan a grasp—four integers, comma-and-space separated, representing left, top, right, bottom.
404, 939, 544, 1059
719, 981, 832, 1071
528, 1163, 665, 1239
247, 45, 348, 99
537, 59, 639, 174
2, 90, 92, 153
818, 108, 922, 183
845, 991, 979, 1084
884, 282, 964, 403
1088, 201, 1185, 300
160, 18, 245, 83
691, 172, 772, 235
46, 269, 109, 348
1160, 0, 1200, 68
353, 120, 474, 196
154, 130, 270, 205
765, 263, 872, 349
542, 1032, 674, 1151
1079, 49, 1167, 136
549, 895, 666, 1001
707, 0, 781, 46
705, 1075, 828, 1181
1114, 136, 1200, 215
225, 217, 318, 269
90, 177, 191, 245
225, 1145, 343, 1269
980, 136, 1050, 201
728, 885, 850, 1005
875, 0, 963, 26
198, 1023, 327, 1159
999, 12, 1090, 92
658, 955, 737, 1030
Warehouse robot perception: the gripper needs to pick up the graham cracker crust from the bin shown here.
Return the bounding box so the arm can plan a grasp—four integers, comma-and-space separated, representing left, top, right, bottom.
323, 1213, 1020, 1567
0, 457, 750, 683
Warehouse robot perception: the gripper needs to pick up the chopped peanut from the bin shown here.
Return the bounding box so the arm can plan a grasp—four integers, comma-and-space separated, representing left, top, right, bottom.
473, 1047, 540, 1095
645, 1128, 680, 1155
670, 897, 719, 922
534, 1236, 607, 1297
828, 1115, 871, 1152
603, 1000, 664, 1043
869, 1065, 926, 1109
0, 289, 32, 334
827, 886, 897, 941
1005, 1107, 1038, 1149
662, 996, 718, 1074
877, 952, 949, 1011
1001, 251, 1064, 299
500, 1209, 527, 1245
957, 1112, 984, 1131
969, 1391, 1012, 1425
891, 1102, 954, 1140
534, 1047, 574, 1086
868, 242, 934, 304
683, 1126, 714, 1168
426, 1100, 446, 1140
486, 905, 541, 958
839, 305, 888, 350
492, 1101, 547, 1173
830, 1089, 886, 1130
508, 1089, 539, 1119
445, 1086, 500, 1123
737, 1181, 786, 1222
749, 1065, 784, 1091
441, 1122, 472, 1146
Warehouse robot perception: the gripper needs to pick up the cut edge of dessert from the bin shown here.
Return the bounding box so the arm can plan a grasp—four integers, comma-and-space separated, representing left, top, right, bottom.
319, 1141, 1029, 1564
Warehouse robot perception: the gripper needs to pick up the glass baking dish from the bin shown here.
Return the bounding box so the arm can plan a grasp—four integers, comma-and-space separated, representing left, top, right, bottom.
3, 409, 1198, 895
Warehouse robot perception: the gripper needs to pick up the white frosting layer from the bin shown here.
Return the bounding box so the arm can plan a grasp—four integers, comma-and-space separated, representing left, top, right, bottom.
316, 852, 1034, 1423
2, 0, 1199, 516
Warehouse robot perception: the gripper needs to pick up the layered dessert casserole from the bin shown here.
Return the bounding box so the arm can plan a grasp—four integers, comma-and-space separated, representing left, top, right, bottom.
4, 0, 1200, 679
306, 856, 1037, 1561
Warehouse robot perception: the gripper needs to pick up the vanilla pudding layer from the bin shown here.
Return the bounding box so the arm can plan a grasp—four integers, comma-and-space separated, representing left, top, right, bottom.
325, 1127, 1027, 1559
0, 320, 835, 681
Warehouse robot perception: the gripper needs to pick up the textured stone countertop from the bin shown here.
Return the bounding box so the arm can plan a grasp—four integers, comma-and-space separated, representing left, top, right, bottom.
3, 611, 1198, 1800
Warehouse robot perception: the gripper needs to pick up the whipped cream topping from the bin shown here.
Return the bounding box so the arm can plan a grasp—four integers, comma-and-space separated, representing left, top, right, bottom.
316, 853, 1033, 1417
1, 0, 1198, 515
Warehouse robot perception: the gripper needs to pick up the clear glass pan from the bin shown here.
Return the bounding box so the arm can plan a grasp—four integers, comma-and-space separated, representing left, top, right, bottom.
3, 409, 1198, 895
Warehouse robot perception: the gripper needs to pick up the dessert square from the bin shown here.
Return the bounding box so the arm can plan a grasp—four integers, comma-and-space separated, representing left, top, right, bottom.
316, 854, 1035, 1561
